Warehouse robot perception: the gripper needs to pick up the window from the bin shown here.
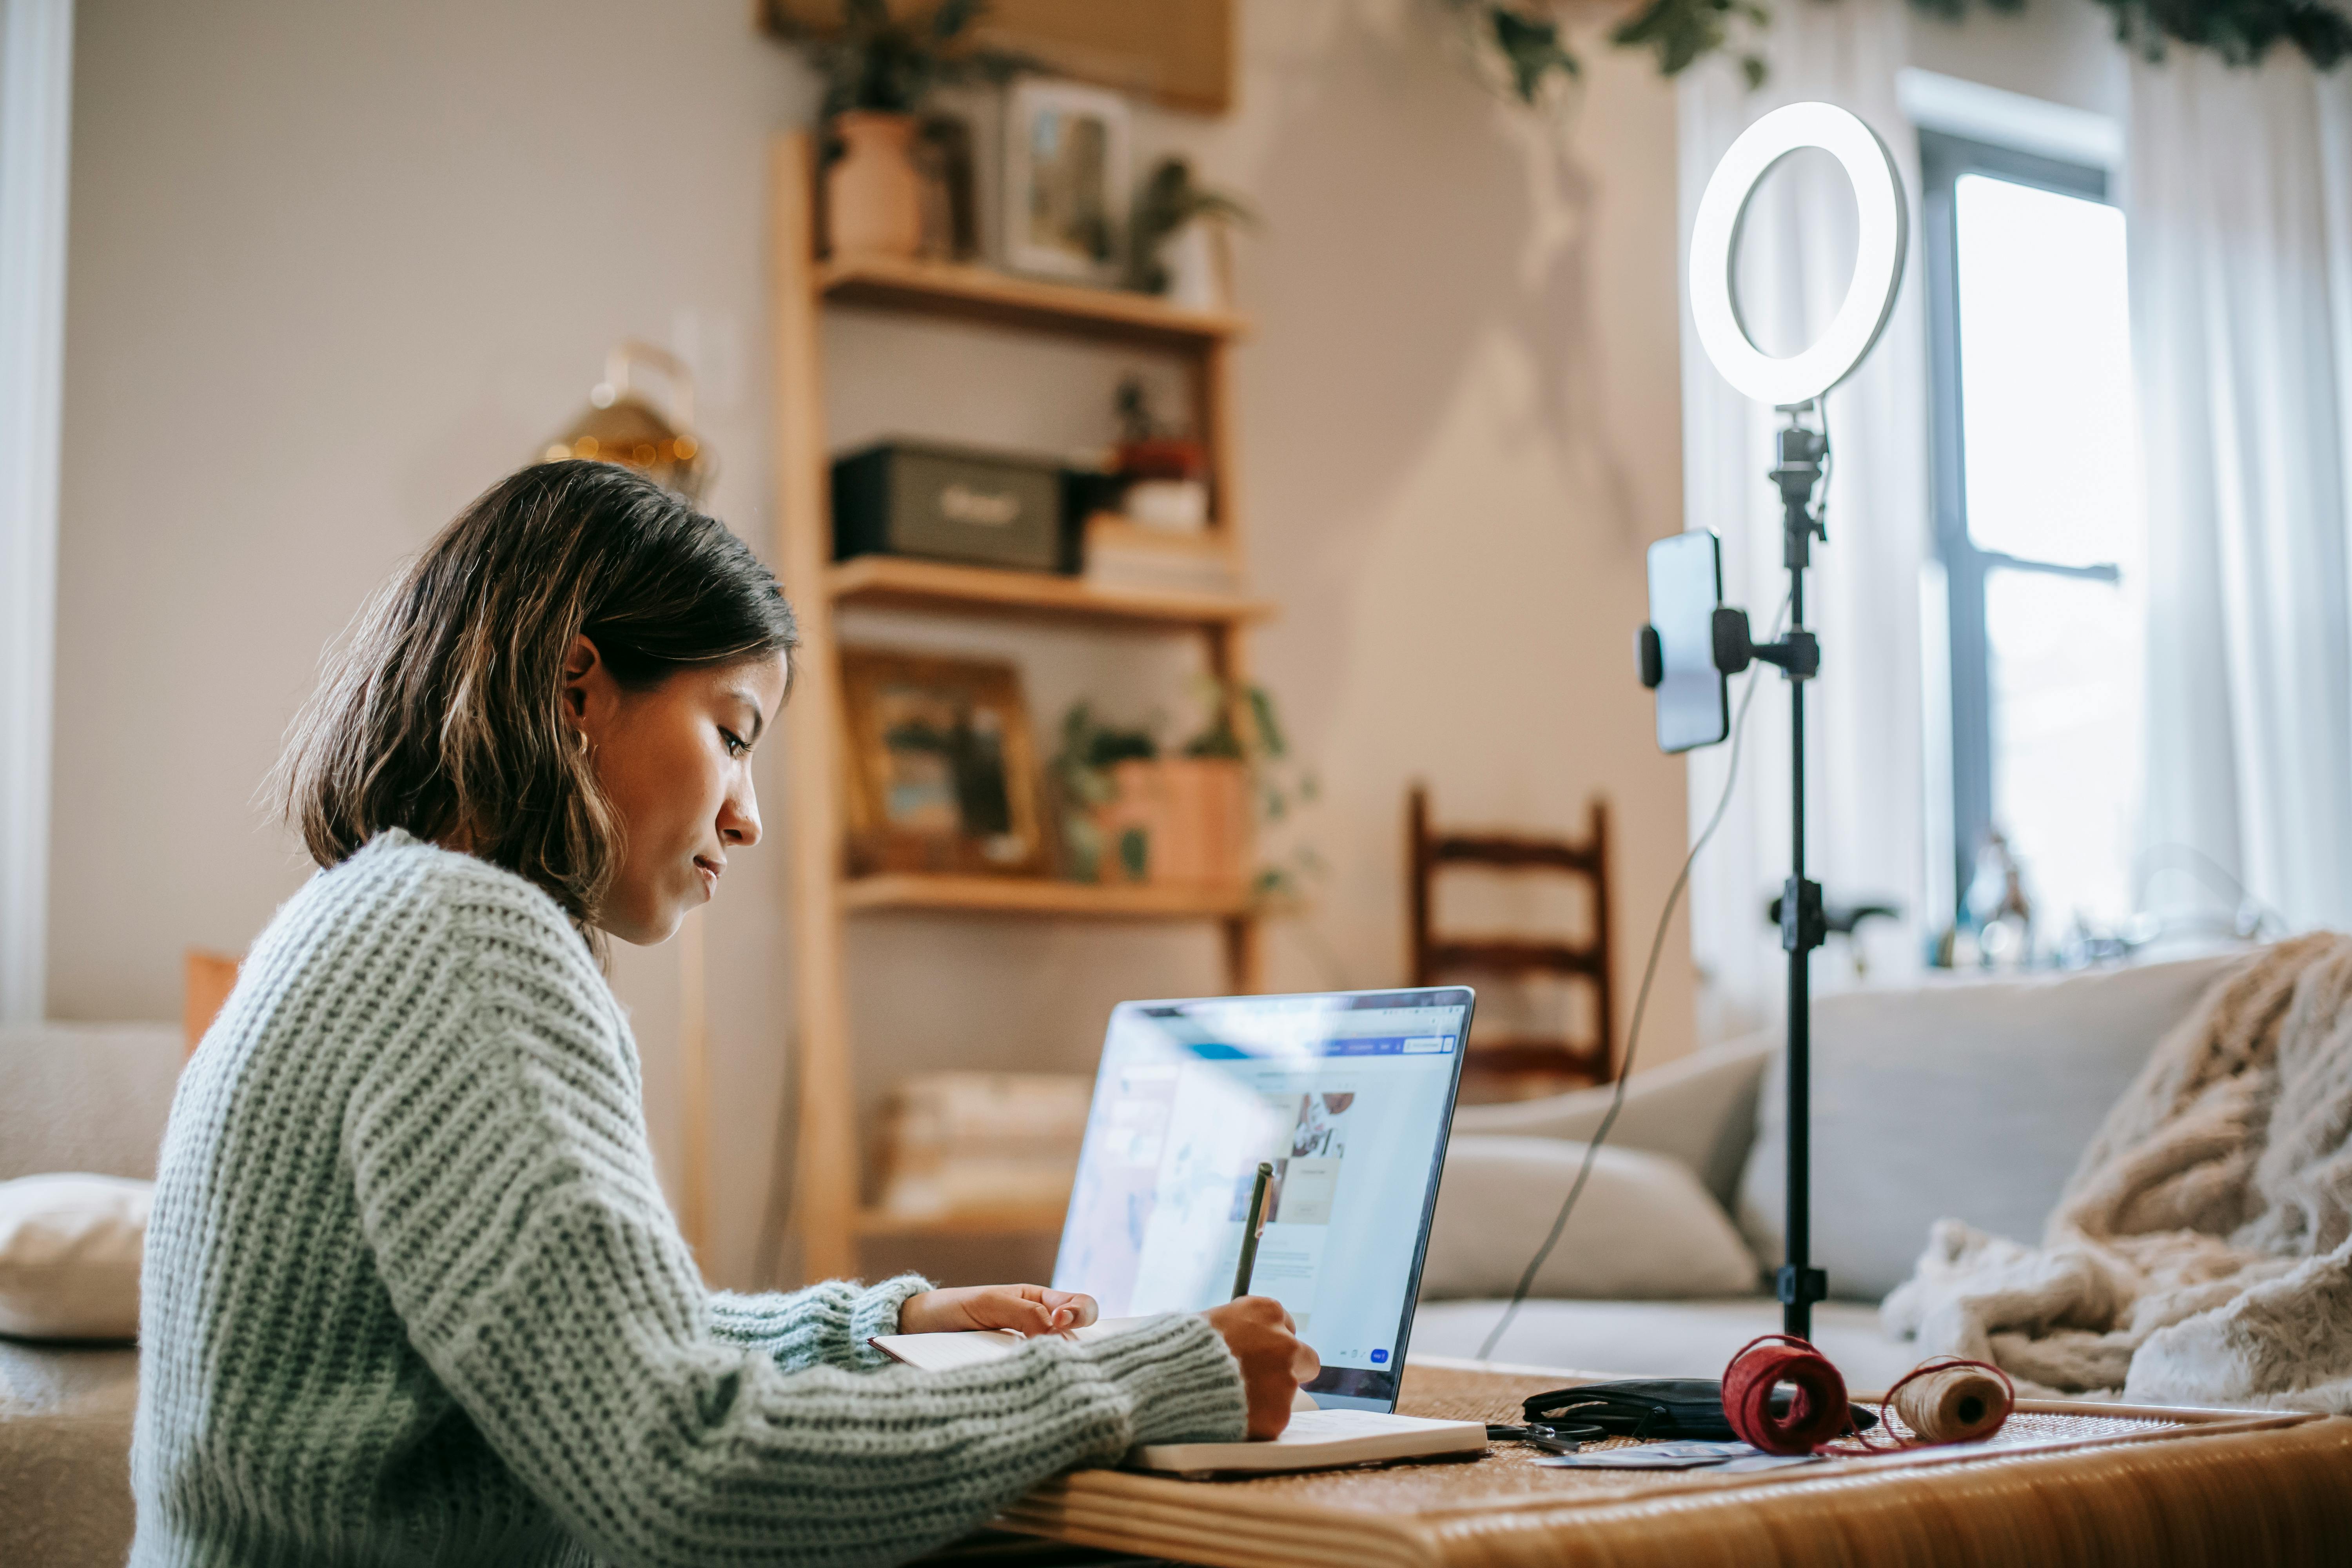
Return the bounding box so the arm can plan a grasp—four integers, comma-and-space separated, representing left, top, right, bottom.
1922, 131, 2144, 947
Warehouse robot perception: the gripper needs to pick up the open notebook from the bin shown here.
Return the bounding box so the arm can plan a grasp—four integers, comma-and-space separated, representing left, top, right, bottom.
869, 1322, 1486, 1475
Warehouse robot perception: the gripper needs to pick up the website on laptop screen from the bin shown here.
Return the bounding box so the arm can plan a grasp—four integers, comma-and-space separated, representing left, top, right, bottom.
1053, 989, 1472, 1411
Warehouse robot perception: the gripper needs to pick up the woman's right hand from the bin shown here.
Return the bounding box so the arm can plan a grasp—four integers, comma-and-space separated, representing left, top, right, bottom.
1201, 1296, 1320, 1439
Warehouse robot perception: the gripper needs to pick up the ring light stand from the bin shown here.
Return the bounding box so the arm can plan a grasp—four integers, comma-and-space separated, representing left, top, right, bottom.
1667, 103, 1908, 1341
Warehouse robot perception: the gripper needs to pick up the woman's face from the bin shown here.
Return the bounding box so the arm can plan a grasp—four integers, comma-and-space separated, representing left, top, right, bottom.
563, 639, 789, 945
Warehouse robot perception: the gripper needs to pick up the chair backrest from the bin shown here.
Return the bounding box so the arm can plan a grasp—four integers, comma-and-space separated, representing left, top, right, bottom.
184, 949, 241, 1057
1408, 785, 1614, 1098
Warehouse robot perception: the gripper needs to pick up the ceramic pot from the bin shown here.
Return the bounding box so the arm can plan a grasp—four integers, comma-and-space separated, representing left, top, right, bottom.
1094, 758, 1250, 886
1160, 218, 1234, 311
826, 111, 924, 260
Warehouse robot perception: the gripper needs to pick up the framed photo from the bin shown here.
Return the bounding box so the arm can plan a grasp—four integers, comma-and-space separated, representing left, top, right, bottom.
840, 648, 1048, 877
1004, 78, 1132, 284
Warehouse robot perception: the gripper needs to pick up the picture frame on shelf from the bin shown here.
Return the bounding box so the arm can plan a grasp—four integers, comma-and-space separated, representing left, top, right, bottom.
840, 647, 1049, 878
1003, 77, 1131, 284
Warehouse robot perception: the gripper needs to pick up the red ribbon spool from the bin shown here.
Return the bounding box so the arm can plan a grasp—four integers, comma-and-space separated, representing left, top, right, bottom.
1722, 1333, 1854, 1455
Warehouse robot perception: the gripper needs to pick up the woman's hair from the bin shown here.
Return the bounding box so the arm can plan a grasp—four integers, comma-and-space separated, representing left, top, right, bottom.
278, 460, 797, 926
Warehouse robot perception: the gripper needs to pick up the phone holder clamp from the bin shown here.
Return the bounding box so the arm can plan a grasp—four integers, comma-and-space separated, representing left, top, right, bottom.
1711, 608, 1818, 682
1632, 613, 1818, 691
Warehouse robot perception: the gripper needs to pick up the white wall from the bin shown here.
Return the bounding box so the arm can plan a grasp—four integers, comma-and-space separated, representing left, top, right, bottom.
1906, 0, 2126, 118
51, 0, 1694, 1288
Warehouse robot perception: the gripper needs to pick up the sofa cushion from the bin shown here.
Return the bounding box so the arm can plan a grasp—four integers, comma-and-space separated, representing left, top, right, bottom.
1411, 1297, 1921, 1390
0, 1175, 150, 1342
1451, 1031, 1775, 1210
1422, 1136, 1760, 1301
1736, 952, 2250, 1301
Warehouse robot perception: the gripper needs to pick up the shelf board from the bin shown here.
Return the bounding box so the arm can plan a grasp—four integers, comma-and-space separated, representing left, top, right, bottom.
856, 1205, 1068, 1239
828, 555, 1272, 630
842, 873, 1254, 920
818, 254, 1249, 349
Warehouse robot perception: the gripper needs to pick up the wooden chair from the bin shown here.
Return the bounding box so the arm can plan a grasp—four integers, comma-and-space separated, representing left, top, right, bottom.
1408, 786, 1615, 1099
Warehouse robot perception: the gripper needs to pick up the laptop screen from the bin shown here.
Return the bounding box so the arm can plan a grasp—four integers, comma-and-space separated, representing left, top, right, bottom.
1052, 987, 1474, 1412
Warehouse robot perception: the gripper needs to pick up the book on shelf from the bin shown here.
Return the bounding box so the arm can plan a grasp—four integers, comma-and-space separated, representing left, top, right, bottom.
875, 1071, 1089, 1222
869, 1323, 1487, 1475
1082, 514, 1241, 596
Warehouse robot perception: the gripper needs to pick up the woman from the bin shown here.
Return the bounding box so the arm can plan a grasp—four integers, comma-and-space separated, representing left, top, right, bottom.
132, 461, 1311, 1568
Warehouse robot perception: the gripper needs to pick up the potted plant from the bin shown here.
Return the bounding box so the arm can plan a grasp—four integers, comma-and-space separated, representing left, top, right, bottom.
1050, 682, 1315, 897
1179, 678, 1320, 905
1126, 156, 1255, 310
771, 0, 1025, 259
1047, 704, 1161, 884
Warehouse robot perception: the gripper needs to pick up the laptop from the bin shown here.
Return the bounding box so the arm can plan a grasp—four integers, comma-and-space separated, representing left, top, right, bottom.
1049, 986, 1475, 1416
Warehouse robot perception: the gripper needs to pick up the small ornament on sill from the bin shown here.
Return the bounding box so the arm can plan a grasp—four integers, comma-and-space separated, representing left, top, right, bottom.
541, 341, 712, 501
1107, 376, 1210, 535
764, 0, 1029, 263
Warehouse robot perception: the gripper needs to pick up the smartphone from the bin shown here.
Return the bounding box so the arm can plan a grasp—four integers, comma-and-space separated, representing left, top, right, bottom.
1646, 531, 1728, 753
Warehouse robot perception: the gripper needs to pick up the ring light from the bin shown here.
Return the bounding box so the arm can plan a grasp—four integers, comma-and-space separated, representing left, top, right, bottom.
1632, 100, 1907, 1348
1689, 102, 1908, 407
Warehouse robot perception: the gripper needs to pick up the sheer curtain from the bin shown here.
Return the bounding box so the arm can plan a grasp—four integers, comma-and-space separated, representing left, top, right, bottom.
2130, 56, 2352, 935
1679, 0, 1933, 1036
0, 0, 74, 1022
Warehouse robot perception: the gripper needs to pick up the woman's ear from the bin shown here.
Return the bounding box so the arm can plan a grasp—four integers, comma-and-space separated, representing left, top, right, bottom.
561, 635, 612, 737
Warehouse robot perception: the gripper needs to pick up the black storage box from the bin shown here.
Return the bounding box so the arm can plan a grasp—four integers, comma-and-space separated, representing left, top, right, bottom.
832, 440, 1078, 573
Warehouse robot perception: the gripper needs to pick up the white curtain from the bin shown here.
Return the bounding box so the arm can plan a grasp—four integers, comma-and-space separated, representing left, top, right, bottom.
2130, 55, 2352, 936
0, 0, 74, 1023
1678, 0, 1933, 1036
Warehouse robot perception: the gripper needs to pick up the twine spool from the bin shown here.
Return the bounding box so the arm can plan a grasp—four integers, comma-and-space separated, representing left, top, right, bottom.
1881, 1357, 2014, 1446
1722, 1334, 1853, 1455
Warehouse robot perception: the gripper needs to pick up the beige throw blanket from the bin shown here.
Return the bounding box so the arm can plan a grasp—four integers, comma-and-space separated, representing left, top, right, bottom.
1883, 934, 2352, 1410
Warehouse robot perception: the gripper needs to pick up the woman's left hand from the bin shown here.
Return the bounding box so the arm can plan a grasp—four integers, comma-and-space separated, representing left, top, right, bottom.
898, 1284, 1100, 1337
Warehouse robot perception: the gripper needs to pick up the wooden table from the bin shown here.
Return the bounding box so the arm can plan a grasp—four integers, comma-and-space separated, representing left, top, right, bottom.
963, 1358, 2352, 1567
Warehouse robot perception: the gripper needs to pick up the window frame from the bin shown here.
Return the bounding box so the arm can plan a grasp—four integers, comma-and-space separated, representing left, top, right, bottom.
1920, 129, 2122, 917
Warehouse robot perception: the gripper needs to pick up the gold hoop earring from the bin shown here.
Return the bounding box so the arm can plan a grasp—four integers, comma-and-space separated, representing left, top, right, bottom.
570, 728, 590, 760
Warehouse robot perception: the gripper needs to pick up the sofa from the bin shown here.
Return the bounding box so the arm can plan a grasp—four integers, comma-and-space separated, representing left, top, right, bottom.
0, 951, 2254, 1566
0, 1022, 181, 1568
1409, 950, 2252, 1389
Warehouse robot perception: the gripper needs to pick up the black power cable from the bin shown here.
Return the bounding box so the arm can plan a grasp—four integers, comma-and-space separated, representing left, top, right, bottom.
1475, 591, 1790, 1362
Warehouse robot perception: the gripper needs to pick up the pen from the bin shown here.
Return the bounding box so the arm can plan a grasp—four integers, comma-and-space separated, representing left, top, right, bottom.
1232, 1161, 1273, 1298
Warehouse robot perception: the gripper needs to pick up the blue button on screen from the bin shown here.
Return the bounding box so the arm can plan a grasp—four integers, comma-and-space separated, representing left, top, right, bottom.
1370, 1348, 1389, 1364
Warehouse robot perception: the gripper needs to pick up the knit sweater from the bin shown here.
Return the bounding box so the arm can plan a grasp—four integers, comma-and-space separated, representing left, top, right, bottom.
131, 831, 1246, 1567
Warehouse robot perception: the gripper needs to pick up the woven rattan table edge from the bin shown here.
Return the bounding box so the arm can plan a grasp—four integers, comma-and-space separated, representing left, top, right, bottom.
997, 1416, 2352, 1568
1409, 1416, 2352, 1567
991, 1362, 2351, 1568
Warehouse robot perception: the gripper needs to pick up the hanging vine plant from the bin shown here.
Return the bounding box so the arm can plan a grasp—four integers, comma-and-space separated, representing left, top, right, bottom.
2074, 0, 2351, 66
1445, 0, 2350, 99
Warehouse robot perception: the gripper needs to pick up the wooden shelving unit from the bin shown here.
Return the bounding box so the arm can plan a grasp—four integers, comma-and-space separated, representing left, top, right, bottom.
769, 132, 1268, 1281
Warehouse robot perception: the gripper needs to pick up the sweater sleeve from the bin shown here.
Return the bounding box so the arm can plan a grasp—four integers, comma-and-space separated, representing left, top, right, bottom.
345, 921, 1245, 1568
706, 1276, 933, 1371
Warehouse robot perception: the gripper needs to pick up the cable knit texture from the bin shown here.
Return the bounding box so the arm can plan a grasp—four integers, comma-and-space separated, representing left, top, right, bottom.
131, 831, 1245, 1567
